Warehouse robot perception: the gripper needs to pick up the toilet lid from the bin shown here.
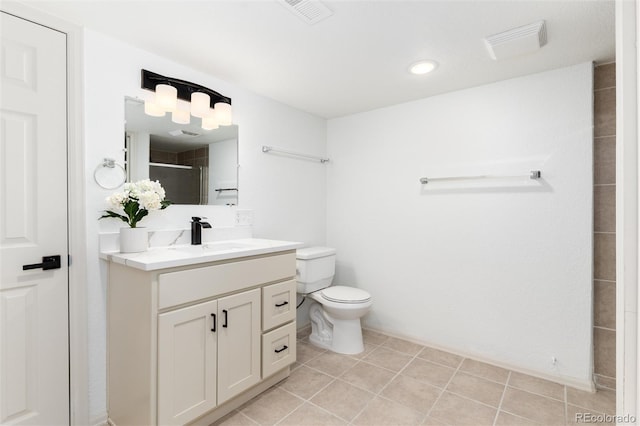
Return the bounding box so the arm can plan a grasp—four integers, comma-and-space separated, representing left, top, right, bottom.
321, 286, 371, 303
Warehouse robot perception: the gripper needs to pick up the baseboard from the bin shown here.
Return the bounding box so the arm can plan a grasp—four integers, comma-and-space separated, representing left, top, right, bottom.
362, 325, 596, 393
91, 413, 109, 426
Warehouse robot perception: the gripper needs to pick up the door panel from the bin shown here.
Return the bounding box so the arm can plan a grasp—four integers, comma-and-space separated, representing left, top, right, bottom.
0, 12, 69, 426
158, 300, 218, 425
217, 288, 260, 404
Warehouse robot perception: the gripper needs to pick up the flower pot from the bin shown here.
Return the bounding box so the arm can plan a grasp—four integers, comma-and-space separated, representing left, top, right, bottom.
119, 227, 148, 253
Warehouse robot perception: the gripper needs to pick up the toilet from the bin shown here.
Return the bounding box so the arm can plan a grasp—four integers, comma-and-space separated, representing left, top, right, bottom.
296, 247, 373, 354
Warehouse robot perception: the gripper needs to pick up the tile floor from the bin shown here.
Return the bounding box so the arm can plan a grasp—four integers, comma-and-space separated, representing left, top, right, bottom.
215, 328, 616, 425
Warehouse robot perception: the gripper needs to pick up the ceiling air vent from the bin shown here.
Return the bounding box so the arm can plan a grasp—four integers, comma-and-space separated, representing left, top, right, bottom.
279, 0, 333, 25
484, 20, 547, 60
169, 129, 200, 137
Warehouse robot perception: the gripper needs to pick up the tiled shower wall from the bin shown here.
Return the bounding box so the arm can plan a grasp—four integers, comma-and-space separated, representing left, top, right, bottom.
593, 63, 616, 390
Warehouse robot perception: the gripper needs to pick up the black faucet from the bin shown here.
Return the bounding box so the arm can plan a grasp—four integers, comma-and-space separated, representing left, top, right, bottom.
191, 217, 212, 245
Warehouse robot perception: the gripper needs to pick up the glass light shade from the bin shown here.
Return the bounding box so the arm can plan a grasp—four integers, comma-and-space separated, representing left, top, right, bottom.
214, 102, 232, 126
201, 110, 220, 130
155, 83, 177, 111
144, 99, 165, 117
190, 92, 211, 118
171, 109, 190, 125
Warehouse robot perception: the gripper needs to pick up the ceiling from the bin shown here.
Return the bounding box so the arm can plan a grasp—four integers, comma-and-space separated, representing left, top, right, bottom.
21, 0, 615, 118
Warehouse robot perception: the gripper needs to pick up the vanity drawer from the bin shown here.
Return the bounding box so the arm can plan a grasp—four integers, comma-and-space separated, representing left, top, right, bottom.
262, 322, 296, 379
262, 279, 296, 331
158, 252, 296, 309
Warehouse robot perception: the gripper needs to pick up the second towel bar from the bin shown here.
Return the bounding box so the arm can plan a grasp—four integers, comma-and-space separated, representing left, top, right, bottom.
420, 170, 541, 184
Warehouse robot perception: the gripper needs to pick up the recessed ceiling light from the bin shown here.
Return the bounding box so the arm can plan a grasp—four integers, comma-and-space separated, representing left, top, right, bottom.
409, 60, 438, 75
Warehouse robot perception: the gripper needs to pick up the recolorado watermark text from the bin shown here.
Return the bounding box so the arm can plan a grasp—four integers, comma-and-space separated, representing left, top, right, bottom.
575, 413, 636, 423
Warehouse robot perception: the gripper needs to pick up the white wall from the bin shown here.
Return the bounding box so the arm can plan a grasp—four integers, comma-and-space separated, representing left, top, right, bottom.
327, 63, 594, 388
84, 30, 326, 422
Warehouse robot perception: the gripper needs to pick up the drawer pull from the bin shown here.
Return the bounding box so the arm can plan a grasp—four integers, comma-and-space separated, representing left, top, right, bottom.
211, 313, 216, 332
274, 345, 288, 354
275, 301, 289, 307
222, 309, 228, 328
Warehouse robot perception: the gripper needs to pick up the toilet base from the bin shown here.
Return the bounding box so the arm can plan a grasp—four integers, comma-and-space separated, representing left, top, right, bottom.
308, 302, 365, 355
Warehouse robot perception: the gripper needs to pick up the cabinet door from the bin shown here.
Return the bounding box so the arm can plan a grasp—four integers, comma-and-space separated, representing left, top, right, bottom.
217, 288, 261, 404
158, 299, 218, 425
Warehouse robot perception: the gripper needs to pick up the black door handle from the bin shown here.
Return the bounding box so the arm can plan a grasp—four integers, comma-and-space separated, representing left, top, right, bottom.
275, 301, 289, 307
211, 313, 216, 332
222, 309, 228, 328
23, 255, 61, 271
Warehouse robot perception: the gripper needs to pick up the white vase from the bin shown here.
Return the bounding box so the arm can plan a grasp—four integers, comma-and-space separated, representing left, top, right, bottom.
119, 227, 148, 253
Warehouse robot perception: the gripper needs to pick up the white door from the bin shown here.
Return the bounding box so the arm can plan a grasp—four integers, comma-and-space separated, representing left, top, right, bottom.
0, 12, 69, 426
158, 300, 218, 426
217, 288, 261, 404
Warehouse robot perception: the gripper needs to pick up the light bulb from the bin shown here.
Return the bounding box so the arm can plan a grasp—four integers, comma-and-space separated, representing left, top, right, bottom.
172, 109, 190, 124
156, 83, 177, 111
214, 102, 232, 126
191, 92, 210, 118
144, 98, 165, 117
202, 110, 220, 130
409, 60, 438, 75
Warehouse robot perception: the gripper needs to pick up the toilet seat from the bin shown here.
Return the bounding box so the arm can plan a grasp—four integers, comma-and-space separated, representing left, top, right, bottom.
320, 286, 371, 304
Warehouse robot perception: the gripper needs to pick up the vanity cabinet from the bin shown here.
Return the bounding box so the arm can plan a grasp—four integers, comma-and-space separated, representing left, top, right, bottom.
107, 251, 297, 426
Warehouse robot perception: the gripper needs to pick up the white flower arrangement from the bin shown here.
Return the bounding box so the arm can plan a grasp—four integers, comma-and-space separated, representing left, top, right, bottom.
100, 179, 171, 228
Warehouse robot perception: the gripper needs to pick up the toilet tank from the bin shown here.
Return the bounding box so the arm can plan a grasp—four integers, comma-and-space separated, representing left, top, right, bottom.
296, 247, 336, 294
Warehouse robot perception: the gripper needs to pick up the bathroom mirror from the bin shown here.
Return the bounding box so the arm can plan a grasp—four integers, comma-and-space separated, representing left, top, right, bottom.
124, 97, 238, 205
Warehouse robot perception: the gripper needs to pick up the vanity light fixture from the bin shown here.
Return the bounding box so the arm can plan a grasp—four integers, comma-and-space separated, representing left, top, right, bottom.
409, 60, 439, 75
141, 69, 233, 130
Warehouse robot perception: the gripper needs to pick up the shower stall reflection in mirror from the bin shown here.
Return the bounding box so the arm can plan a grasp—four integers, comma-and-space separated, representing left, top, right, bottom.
124, 132, 210, 205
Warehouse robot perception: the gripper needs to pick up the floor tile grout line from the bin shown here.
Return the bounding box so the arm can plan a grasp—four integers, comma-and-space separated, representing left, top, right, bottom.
564, 383, 569, 425
453, 368, 508, 387
373, 343, 430, 424
343, 359, 374, 426
273, 385, 330, 426
280, 384, 356, 425
423, 357, 465, 424
342, 344, 422, 426
308, 375, 380, 425
503, 383, 569, 404
492, 371, 511, 426
235, 410, 259, 425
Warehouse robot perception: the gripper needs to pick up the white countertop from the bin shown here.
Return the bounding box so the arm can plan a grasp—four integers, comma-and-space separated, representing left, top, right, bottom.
100, 238, 303, 271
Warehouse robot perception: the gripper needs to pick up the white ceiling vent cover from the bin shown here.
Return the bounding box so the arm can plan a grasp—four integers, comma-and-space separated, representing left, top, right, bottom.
484, 20, 547, 60
169, 129, 200, 137
279, 0, 333, 25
